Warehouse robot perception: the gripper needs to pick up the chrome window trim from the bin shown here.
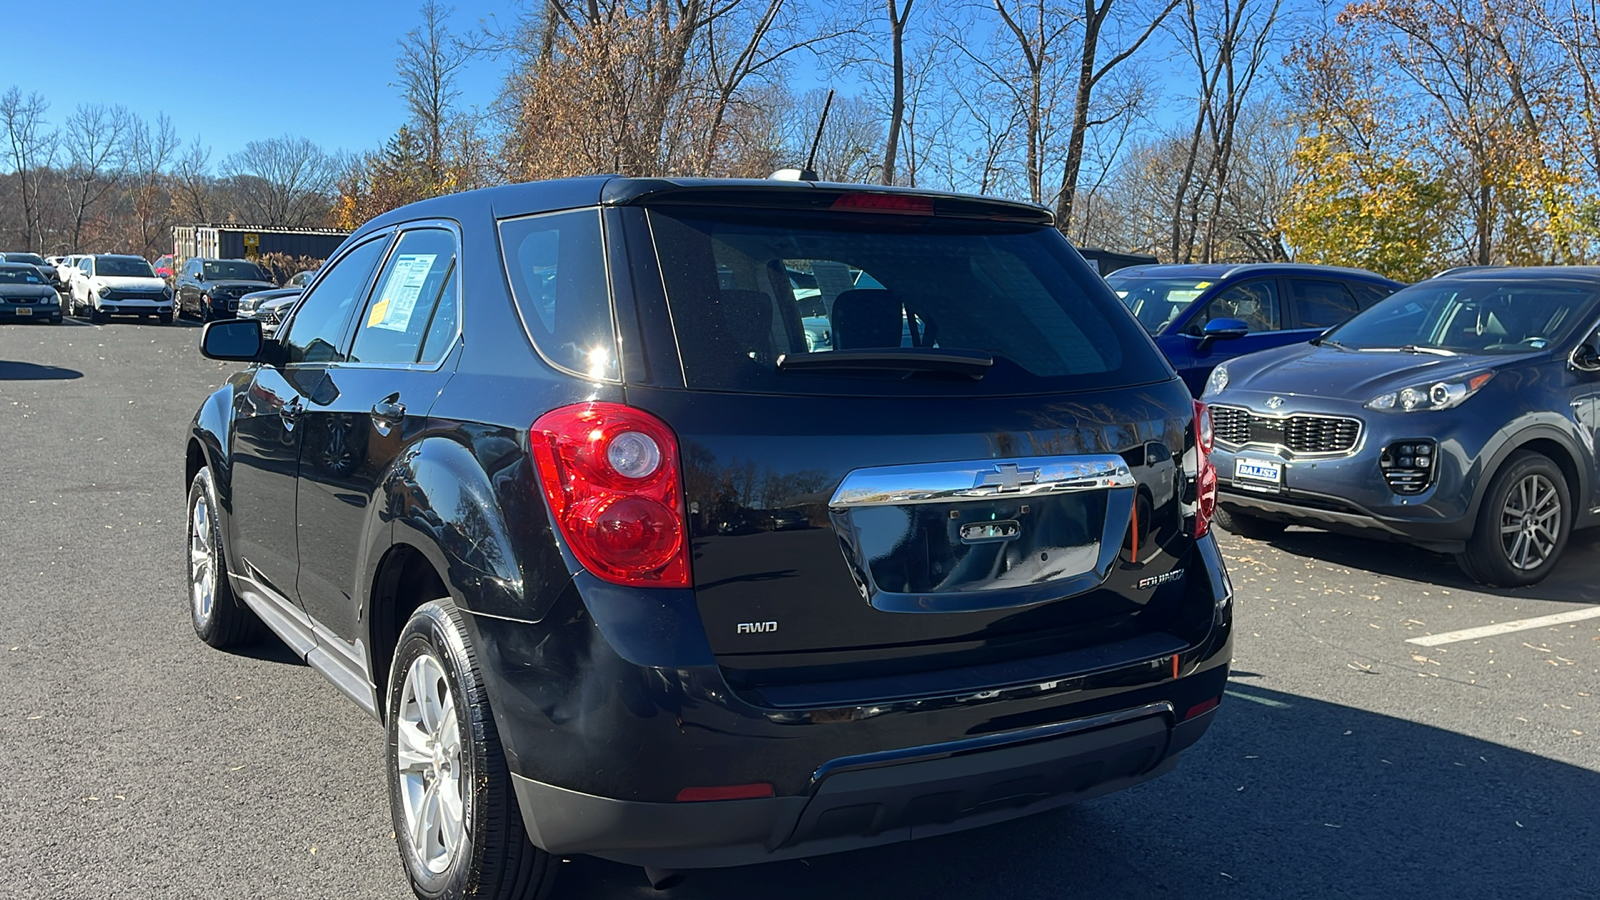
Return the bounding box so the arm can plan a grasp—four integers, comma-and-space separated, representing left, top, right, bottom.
829, 454, 1137, 509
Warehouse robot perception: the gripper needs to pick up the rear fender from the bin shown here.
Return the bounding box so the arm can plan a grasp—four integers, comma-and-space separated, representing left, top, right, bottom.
387, 433, 562, 623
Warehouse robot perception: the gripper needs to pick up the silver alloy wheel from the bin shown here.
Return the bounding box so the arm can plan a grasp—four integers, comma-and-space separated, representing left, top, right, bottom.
396, 653, 466, 875
1499, 472, 1562, 571
188, 490, 216, 624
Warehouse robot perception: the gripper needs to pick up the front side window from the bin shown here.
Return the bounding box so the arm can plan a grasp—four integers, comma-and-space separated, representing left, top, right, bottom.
1189, 279, 1281, 334
499, 209, 617, 380
349, 229, 459, 366
281, 236, 388, 365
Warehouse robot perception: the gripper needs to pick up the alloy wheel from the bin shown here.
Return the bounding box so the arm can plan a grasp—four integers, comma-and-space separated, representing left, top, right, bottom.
396, 653, 466, 875
188, 491, 216, 623
1498, 472, 1561, 571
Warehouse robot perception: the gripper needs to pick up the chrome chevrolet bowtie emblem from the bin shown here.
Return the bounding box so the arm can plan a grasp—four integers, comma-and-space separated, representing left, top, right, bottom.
1265, 396, 1286, 409
977, 463, 1041, 492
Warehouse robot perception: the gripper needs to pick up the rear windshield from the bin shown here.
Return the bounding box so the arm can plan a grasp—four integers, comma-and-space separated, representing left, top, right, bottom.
203, 260, 269, 281
645, 207, 1169, 395
5, 253, 46, 266
96, 257, 155, 278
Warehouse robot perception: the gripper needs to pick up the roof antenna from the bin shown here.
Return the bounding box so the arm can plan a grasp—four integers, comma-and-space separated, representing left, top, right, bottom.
801, 89, 834, 182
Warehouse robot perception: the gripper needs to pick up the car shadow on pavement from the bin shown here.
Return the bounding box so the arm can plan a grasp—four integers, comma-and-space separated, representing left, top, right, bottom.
547, 685, 1597, 900
0, 360, 83, 380
230, 634, 308, 667
1246, 527, 1600, 605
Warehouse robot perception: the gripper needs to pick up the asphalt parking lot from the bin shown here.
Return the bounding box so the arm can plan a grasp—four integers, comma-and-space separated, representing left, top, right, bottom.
1, 319, 1595, 899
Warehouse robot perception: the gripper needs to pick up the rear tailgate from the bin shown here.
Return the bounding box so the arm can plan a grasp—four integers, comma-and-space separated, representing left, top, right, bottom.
630, 384, 1202, 664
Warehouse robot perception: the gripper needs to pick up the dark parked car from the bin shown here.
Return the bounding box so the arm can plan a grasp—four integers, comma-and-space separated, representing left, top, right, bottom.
174, 257, 276, 320
236, 285, 304, 321
2, 251, 60, 288
185, 176, 1233, 898
1204, 267, 1600, 585
1107, 263, 1402, 395
0, 262, 62, 324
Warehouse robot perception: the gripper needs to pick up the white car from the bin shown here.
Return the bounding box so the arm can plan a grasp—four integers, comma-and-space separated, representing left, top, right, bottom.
69, 254, 175, 324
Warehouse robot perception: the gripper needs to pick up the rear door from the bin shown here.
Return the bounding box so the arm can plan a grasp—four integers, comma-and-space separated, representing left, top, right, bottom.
603, 199, 1208, 680
1287, 277, 1364, 336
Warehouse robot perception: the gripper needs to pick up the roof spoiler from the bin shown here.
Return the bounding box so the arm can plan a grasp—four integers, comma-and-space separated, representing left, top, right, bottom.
599, 180, 1053, 226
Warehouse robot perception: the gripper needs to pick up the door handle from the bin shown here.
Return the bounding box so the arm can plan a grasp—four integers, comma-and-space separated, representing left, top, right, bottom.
371, 394, 405, 434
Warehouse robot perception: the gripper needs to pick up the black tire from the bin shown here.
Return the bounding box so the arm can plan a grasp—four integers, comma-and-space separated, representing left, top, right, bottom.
387, 600, 557, 900
1214, 505, 1288, 540
90, 309, 107, 324
186, 467, 264, 648
1457, 451, 1571, 586
159, 313, 173, 325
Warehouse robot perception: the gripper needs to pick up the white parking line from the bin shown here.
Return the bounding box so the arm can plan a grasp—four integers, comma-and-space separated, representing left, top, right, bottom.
1405, 606, 1600, 647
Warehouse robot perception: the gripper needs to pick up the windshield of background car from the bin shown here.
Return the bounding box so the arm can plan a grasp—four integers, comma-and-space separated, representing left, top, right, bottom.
203, 260, 269, 281
0, 266, 44, 284
1104, 275, 1214, 333
1324, 277, 1600, 354
95, 257, 155, 278
644, 206, 1169, 396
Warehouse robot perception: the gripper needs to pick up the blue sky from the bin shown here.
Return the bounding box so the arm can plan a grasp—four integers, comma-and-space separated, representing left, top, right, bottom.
4, 0, 517, 161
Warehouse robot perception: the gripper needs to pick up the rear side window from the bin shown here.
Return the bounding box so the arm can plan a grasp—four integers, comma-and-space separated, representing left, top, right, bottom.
349, 228, 460, 366
643, 207, 1166, 395
499, 209, 618, 380
1289, 278, 1360, 329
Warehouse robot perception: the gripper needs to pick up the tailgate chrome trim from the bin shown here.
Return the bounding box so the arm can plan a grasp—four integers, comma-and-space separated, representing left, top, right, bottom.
829, 454, 1137, 509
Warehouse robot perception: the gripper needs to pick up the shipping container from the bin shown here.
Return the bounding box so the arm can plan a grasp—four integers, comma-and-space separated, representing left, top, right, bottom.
171, 225, 349, 265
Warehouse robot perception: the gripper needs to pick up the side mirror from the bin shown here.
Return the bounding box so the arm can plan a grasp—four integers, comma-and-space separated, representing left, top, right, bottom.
1197, 316, 1250, 350
1572, 337, 1600, 373
200, 319, 272, 363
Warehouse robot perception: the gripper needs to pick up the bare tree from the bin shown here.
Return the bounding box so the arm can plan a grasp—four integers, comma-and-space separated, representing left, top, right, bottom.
1054, 0, 1181, 225
222, 136, 341, 227
171, 136, 214, 224
880, 0, 916, 184
396, 0, 475, 183
61, 104, 130, 252
124, 113, 178, 256
1, 87, 59, 251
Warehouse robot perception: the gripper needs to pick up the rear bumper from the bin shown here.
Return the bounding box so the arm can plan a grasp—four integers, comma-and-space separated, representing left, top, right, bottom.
467, 534, 1234, 868
512, 702, 1215, 869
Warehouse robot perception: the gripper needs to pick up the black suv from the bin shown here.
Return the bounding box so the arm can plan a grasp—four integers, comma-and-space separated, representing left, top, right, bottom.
186, 177, 1233, 898
174, 257, 276, 321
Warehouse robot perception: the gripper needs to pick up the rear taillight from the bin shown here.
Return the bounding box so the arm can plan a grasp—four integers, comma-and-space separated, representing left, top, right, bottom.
530, 402, 690, 588
1193, 400, 1218, 537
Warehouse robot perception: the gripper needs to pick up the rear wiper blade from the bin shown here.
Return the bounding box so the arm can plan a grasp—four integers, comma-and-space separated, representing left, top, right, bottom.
776, 348, 994, 379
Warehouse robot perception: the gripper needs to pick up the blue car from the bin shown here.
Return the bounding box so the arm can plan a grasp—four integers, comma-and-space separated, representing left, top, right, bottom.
1106, 263, 1402, 394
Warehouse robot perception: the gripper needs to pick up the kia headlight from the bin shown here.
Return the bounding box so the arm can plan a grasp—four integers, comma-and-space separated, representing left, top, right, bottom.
1204, 364, 1230, 397
96, 285, 112, 298
1366, 373, 1494, 412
